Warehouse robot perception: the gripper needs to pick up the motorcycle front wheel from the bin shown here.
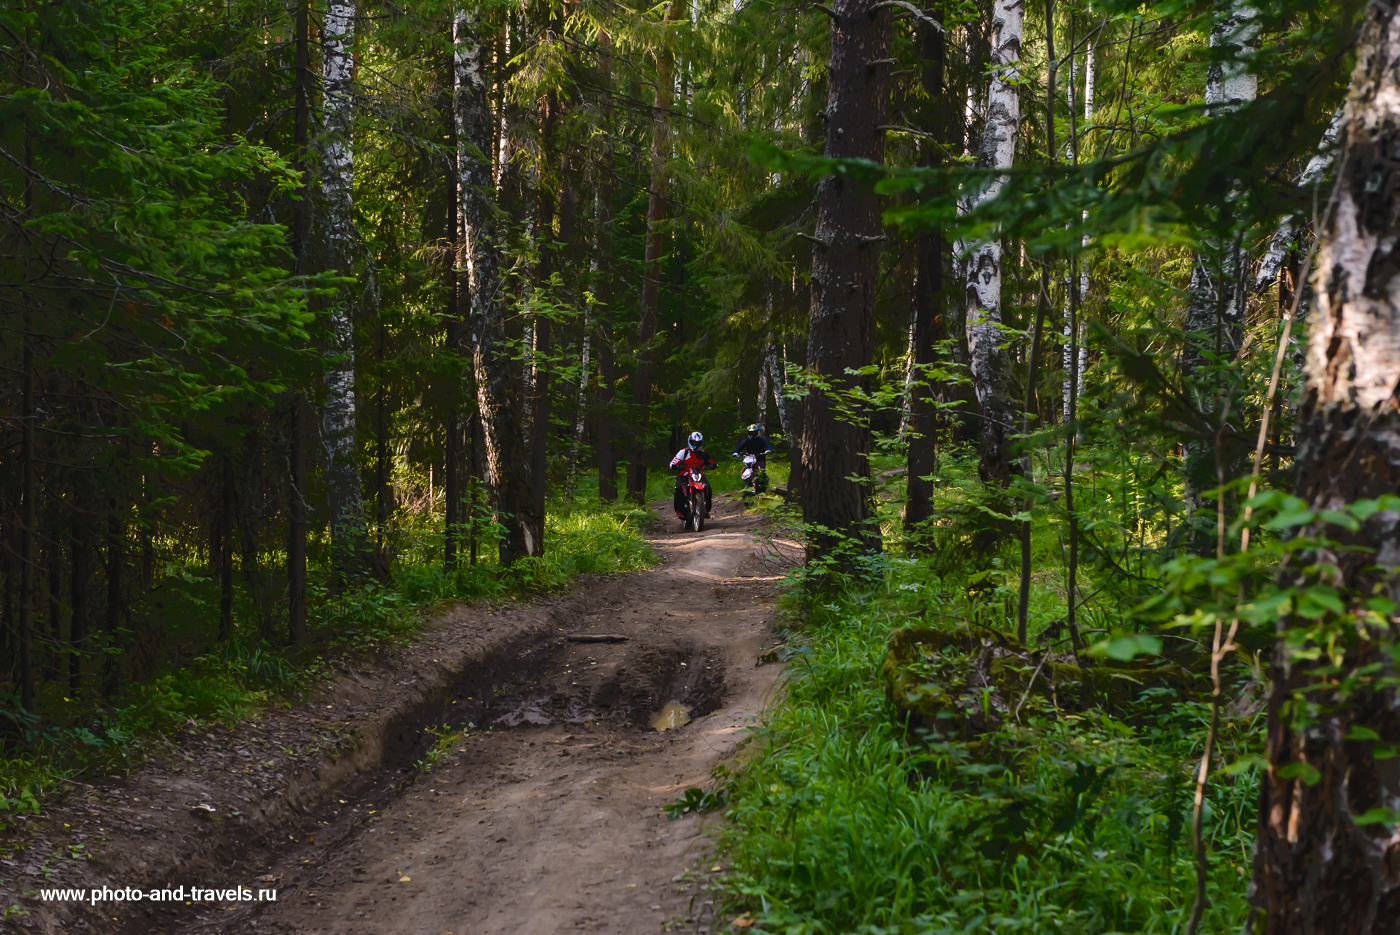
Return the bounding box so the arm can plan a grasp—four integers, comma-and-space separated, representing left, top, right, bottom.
691, 488, 705, 532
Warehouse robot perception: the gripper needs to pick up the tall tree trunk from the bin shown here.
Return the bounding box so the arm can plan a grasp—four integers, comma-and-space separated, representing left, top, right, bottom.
1181, 2, 1259, 540
19, 305, 34, 715
1063, 39, 1093, 424
288, 0, 311, 639
444, 117, 462, 572
528, 91, 558, 551
766, 342, 792, 444
964, 0, 1024, 486
321, 0, 367, 581
566, 310, 592, 501
1253, 107, 1344, 294
287, 394, 308, 645
1016, 0, 1056, 642
1249, 7, 1400, 925
596, 328, 617, 502
69, 514, 87, 692
103, 508, 121, 698
456, 4, 539, 563
590, 30, 617, 504
800, 0, 892, 564
218, 456, 234, 642
627, 0, 686, 503
904, 15, 949, 533
292, 0, 312, 267
375, 312, 390, 558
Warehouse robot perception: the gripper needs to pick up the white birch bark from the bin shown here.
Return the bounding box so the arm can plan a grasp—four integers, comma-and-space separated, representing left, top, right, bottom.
1253, 107, 1345, 292
899, 313, 916, 438
564, 309, 592, 500
1181, 2, 1260, 533
1183, 2, 1260, 357
767, 342, 792, 443
320, 0, 366, 567
1064, 40, 1094, 423
757, 352, 768, 430
963, 0, 1023, 481
456, 4, 537, 561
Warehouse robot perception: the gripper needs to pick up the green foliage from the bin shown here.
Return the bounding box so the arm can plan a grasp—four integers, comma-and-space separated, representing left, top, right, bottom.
718, 558, 1262, 934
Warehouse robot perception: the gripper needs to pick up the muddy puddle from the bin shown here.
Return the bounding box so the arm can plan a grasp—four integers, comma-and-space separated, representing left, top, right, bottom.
650, 701, 692, 731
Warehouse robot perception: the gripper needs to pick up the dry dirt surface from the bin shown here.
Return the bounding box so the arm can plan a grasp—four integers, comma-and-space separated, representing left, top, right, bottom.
169, 492, 785, 935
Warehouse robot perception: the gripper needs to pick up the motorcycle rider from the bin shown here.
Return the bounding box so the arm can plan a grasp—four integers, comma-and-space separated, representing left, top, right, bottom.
670, 431, 716, 521
733, 424, 774, 468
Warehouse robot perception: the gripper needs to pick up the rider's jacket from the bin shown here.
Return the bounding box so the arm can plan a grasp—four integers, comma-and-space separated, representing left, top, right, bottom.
670, 447, 715, 473
733, 435, 773, 457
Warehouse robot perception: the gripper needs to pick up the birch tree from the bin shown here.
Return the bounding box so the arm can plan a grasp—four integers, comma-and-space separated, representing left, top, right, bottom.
1180, 1, 1258, 535
320, 0, 368, 578
963, 0, 1023, 485
455, 4, 539, 564
1250, 3, 1400, 922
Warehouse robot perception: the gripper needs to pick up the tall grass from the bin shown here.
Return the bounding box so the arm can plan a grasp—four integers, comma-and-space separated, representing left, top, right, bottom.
717, 514, 1260, 933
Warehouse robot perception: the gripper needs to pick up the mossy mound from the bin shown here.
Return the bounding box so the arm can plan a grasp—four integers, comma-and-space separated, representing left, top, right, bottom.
881, 624, 1198, 739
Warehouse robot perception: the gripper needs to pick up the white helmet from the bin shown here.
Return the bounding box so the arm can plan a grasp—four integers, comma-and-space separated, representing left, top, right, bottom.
688, 431, 703, 448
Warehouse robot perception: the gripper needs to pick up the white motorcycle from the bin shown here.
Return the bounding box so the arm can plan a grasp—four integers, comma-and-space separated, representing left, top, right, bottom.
738, 453, 768, 498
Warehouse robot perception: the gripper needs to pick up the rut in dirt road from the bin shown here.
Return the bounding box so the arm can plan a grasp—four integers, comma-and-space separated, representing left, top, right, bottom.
181, 494, 786, 935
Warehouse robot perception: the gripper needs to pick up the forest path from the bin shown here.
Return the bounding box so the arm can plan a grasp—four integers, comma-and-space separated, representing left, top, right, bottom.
193, 493, 784, 935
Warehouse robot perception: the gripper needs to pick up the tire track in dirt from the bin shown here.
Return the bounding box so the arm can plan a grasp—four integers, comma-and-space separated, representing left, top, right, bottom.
180, 493, 786, 935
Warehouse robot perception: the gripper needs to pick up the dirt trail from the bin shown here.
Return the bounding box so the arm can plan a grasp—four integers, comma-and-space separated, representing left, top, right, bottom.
184, 494, 784, 935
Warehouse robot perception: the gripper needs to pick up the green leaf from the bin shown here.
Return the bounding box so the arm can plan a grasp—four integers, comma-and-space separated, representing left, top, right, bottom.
1348, 499, 1383, 521
1264, 510, 1315, 530
1223, 754, 1267, 776
1367, 597, 1398, 617
1374, 746, 1397, 761
1345, 725, 1382, 742
1318, 510, 1361, 532
1244, 490, 1283, 510
1302, 586, 1345, 615
1353, 807, 1400, 827
1087, 634, 1162, 661
1277, 762, 1322, 785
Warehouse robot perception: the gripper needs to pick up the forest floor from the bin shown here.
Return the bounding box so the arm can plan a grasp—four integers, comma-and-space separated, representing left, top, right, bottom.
2, 491, 786, 935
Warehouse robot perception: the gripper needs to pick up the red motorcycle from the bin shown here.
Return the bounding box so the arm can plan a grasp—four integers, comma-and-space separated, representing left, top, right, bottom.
679, 465, 709, 532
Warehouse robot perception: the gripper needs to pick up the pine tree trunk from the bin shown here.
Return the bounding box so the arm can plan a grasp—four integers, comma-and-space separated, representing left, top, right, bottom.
455, 4, 539, 564
321, 0, 367, 581
19, 306, 35, 714
1250, 7, 1400, 925
69, 515, 87, 691
287, 394, 308, 644
596, 329, 617, 502
904, 16, 948, 533
627, 0, 686, 503
800, 0, 892, 563
218, 457, 234, 642
103, 510, 121, 698
528, 93, 557, 551
964, 0, 1024, 486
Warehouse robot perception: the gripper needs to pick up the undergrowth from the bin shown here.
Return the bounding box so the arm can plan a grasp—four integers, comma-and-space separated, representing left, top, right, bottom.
713, 447, 1265, 933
